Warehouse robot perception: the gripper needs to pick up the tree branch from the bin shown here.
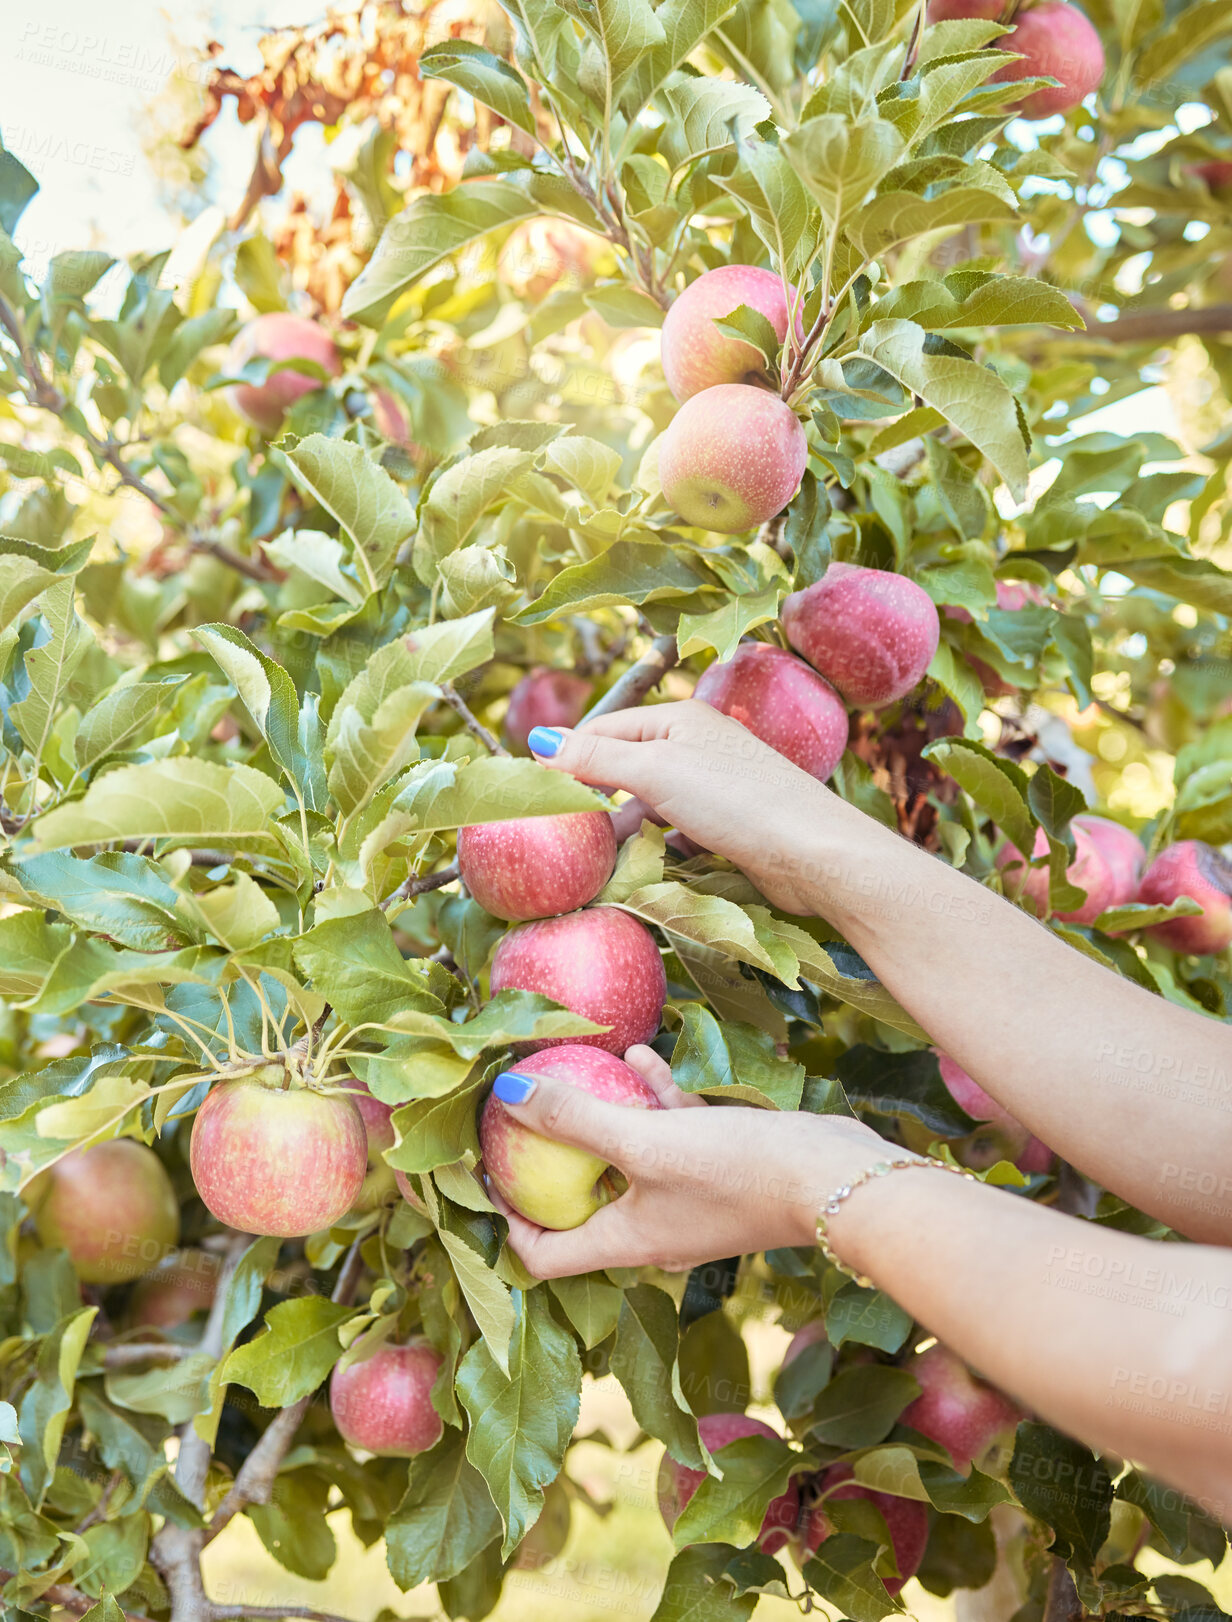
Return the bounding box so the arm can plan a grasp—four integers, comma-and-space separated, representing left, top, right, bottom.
0, 1569, 157, 1622
380, 859, 460, 912
102, 1341, 194, 1367
440, 682, 509, 755
1062, 304, 1232, 345
584, 634, 679, 720
210, 1607, 361, 1622
201, 1240, 365, 1548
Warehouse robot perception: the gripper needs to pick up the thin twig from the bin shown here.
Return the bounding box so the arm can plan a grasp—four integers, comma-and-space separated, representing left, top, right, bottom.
75, 1467, 124, 1533
175, 1234, 250, 1509
0, 1569, 157, 1622
440, 683, 509, 755
584, 635, 679, 721
210, 1607, 362, 1622
202, 1240, 364, 1548
380, 860, 460, 912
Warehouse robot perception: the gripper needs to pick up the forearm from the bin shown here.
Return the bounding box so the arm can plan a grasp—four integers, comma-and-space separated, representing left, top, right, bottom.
833, 1167, 1232, 1513
786, 789, 1232, 1242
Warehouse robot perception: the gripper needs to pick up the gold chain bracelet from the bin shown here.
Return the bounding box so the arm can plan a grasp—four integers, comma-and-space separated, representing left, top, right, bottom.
815, 1155, 979, 1287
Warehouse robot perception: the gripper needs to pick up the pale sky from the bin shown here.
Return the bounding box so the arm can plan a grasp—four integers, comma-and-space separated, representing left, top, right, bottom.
0, 0, 1180, 444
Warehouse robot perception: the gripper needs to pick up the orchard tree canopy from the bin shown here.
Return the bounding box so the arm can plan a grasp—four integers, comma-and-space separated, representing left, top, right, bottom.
1, 0, 1231, 1619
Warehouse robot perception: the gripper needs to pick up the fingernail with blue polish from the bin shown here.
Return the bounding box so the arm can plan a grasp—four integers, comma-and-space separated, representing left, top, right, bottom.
493, 1071, 537, 1105
527, 726, 564, 757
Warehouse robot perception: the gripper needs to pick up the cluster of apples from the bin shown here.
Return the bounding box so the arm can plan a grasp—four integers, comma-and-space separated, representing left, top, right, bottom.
660, 1335, 1020, 1584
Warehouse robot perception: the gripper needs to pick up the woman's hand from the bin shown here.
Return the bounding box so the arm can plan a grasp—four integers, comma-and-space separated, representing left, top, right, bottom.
486, 1044, 897, 1279
526, 701, 829, 913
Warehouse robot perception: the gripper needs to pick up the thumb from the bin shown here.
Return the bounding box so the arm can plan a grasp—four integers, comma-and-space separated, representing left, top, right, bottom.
488, 1069, 653, 1163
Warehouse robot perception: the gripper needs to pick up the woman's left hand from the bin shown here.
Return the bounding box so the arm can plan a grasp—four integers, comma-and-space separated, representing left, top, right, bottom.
485, 1045, 894, 1278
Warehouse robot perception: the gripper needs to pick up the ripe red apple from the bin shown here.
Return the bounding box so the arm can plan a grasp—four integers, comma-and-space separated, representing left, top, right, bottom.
996, 814, 1145, 925
693, 643, 849, 783
935, 1050, 1053, 1174
129, 1248, 219, 1328
660, 265, 801, 402
899, 1343, 1022, 1471
190, 1074, 368, 1237
457, 812, 617, 922
658, 1413, 800, 1554
658, 384, 808, 533
480, 1044, 662, 1229
29, 1139, 179, 1286
783, 564, 941, 709
225, 312, 340, 434
504, 668, 594, 754
329, 1338, 444, 1457
1139, 841, 1232, 955
393, 1169, 428, 1214
799, 1466, 929, 1592
341, 1077, 395, 1156
927, 0, 1104, 119
489, 906, 667, 1054
370, 386, 416, 452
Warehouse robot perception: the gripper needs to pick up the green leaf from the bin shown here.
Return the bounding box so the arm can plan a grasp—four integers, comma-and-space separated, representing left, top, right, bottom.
0, 145, 40, 235
584, 285, 667, 328
922, 736, 1035, 859
672, 1432, 801, 1549
29, 760, 288, 859
386, 1427, 503, 1589
790, 940, 928, 1042
825, 1282, 913, 1353
783, 116, 905, 232
619, 0, 742, 115
420, 40, 536, 133
551, 1273, 624, 1349
610, 1283, 703, 1466
278, 434, 415, 595
342, 182, 538, 322
807, 1365, 919, 1449
677, 584, 782, 663
194, 623, 319, 806
835, 1045, 976, 1137
457, 1287, 582, 1557
658, 72, 770, 172
565, 0, 667, 84
1135, 0, 1232, 84
293, 908, 445, 1025
858, 320, 1029, 501
671, 1005, 805, 1110
541, 434, 625, 504
74, 676, 188, 771
378, 754, 607, 834
803, 1532, 900, 1622
106, 1353, 214, 1423
1095, 898, 1203, 934
851, 187, 1016, 260
718, 136, 816, 278
220, 1296, 357, 1408
6, 851, 185, 951
10, 576, 92, 763
0, 534, 93, 634
854, 1445, 1011, 1521
388, 1077, 486, 1174
652, 1544, 758, 1622
415, 447, 536, 582
19, 1307, 97, 1506
513, 539, 714, 623
1010, 1423, 1111, 1564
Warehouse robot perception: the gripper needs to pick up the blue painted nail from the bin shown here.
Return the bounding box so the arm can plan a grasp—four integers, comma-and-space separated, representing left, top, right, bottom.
493, 1071, 537, 1105
527, 726, 564, 757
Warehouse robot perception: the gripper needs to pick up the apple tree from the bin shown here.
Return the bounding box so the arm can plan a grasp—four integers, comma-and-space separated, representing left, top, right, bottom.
1, 0, 1231, 1618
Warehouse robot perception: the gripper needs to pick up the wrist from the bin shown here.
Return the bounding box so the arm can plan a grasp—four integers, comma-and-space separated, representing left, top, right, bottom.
818, 1154, 975, 1283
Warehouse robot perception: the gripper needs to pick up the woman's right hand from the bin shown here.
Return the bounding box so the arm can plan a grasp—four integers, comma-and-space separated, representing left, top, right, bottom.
527, 700, 830, 913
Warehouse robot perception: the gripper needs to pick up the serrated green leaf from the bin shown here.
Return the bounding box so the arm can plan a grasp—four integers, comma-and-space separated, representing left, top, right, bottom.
278, 434, 415, 594
221, 1296, 357, 1408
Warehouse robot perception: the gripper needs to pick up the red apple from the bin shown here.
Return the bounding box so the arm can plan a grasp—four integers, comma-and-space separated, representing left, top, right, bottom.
928, 1, 1104, 118
936, 1050, 1053, 1174
190, 1074, 368, 1238
330, 1338, 444, 1457
783, 564, 940, 710
1139, 842, 1232, 955
660, 265, 801, 402
371, 386, 416, 452
393, 1168, 428, 1214
225, 313, 340, 434
341, 1077, 396, 1156
1191, 160, 1232, 190
693, 642, 849, 782
996, 814, 1145, 925
800, 1466, 929, 1593
129, 1248, 219, 1328
480, 1044, 662, 1229
783, 1318, 828, 1365
505, 668, 594, 754
659, 384, 808, 533
489, 906, 667, 1054
658, 1413, 800, 1554
457, 812, 617, 922
29, 1139, 179, 1286
899, 1343, 1021, 1471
